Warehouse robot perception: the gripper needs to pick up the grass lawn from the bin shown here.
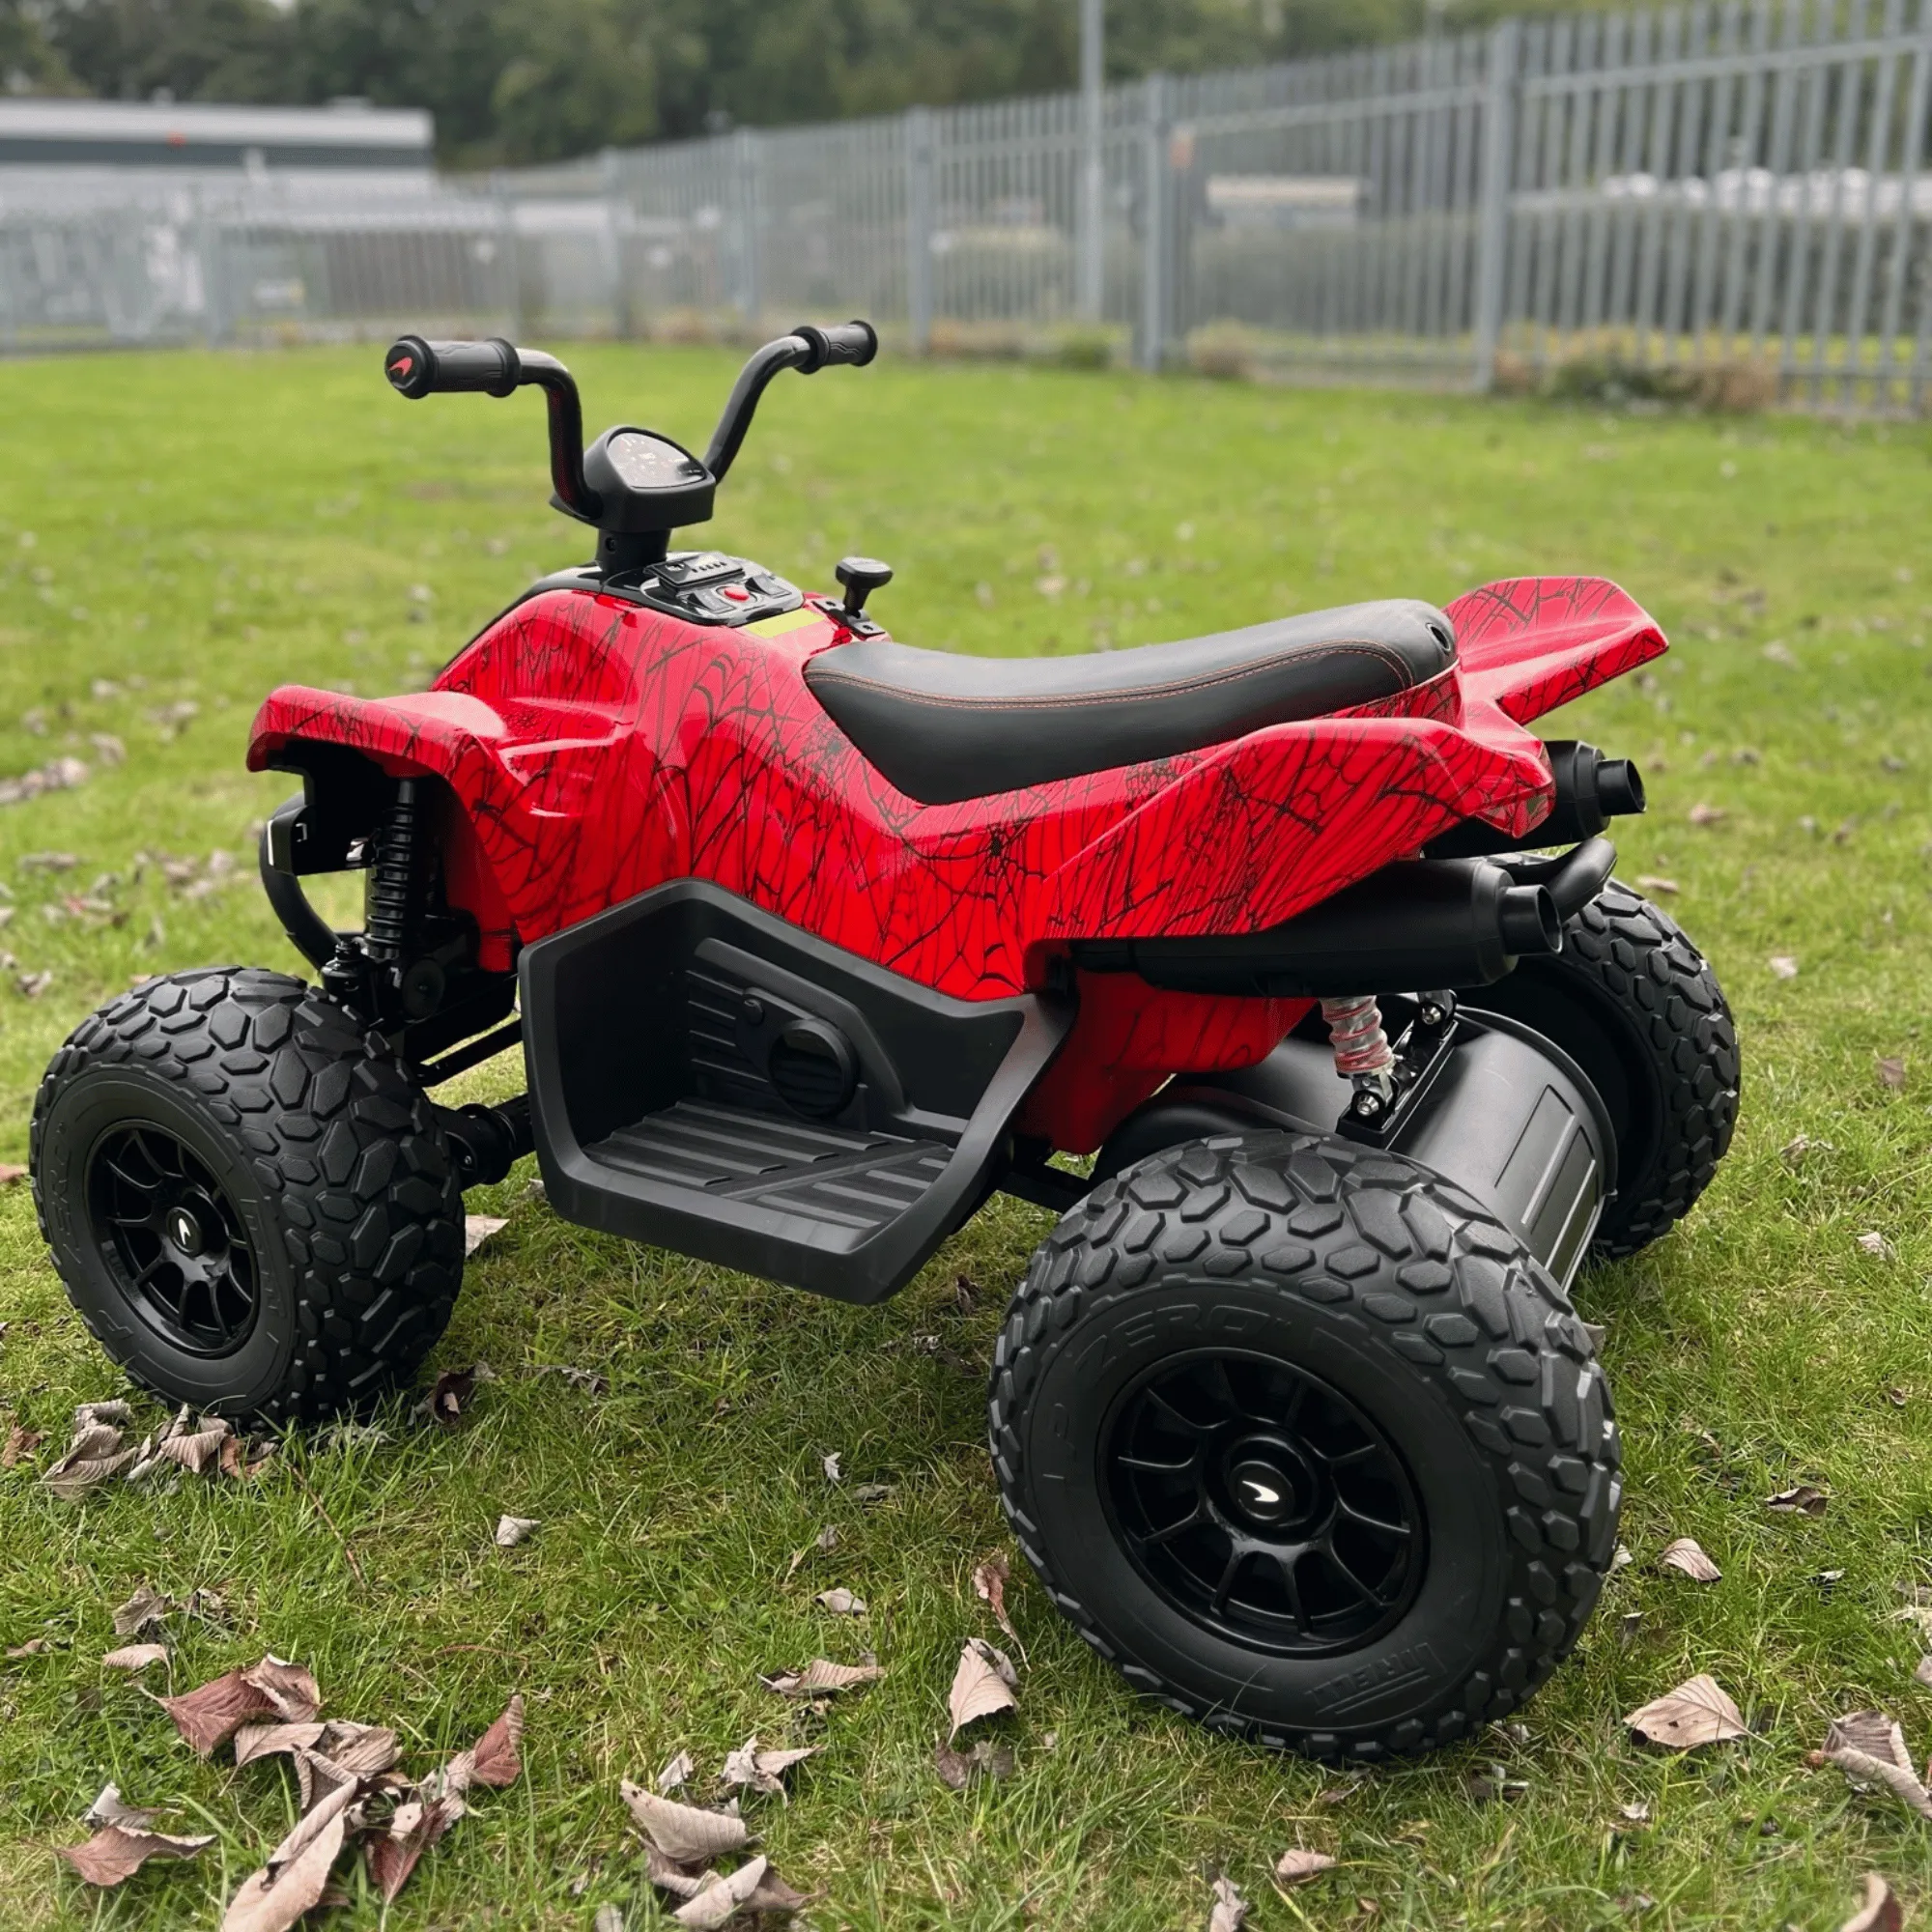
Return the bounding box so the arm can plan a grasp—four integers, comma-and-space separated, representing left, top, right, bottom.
0, 341, 1928, 1931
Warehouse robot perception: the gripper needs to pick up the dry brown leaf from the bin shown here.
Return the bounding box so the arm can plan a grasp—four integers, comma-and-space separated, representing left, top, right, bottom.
1634, 874, 1680, 895
0, 1161, 24, 1183
100, 1643, 169, 1671
233, 1720, 327, 1768
745, 1865, 809, 1915
241, 1657, 322, 1723
620, 1779, 753, 1863
1859, 1232, 1898, 1261
1879, 1057, 1908, 1093
218, 1774, 357, 1932
111, 1582, 172, 1636
1766, 1484, 1830, 1516
234, 1719, 397, 1782
467, 1693, 526, 1789
1660, 1537, 1722, 1582
812, 1587, 865, 1616
1916, 1656, 1932, 1690
43, 1421, 136, 1499
1688, 801, 1728, 828
933, 1737, 1014, 1790
156, 1413, 233, 1475
73, 1399, 133, 1430
657, 1750, 696, 1793
673, 1855, 770, 1928
59, 1806, 214, 1887
1208, 1873, 1250, 1931
722, 1737, 819, 1799
1274, 1849, 1337, 1884
645, 1844, 712, 1899
948, 1636, 1018, 1739
822, 1451, 841, 1483
161, 1656, 320, 1757
1625, 1673, 1747, 1750
463, 1213, 507, 1258
160, 1668, 276, 1757
972, 1551, 1022, 1649
6, 1637, 46, 1658
1822, 1711, 1932, 1821
494, 1514, 539, 1548
363, 1791, 464, 1905
217, 1434, 272, 1481
419, 1364, 485, 1427
2, 1423, 43, 1467
1768, 953, 1800, 980
1840, 1874, 1905, 1932
759, 1658, 885, 1698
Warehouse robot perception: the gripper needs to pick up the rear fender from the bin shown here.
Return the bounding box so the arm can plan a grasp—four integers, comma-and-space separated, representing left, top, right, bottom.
1447, 577, 1667, 724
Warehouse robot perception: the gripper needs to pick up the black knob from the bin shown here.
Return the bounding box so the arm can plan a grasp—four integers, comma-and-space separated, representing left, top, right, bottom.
835, 555, 894, 616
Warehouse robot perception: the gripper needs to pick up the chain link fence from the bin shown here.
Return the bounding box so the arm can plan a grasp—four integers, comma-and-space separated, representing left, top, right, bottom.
4, 0, 1930, 411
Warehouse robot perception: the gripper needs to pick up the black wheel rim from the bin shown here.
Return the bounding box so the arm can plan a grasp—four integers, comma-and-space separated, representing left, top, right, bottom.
86, 1123, 259, 1355
1102, 1350, 1425, 1657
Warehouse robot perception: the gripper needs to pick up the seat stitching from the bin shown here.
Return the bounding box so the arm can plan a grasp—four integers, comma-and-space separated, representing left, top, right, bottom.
807, 641, 1432, 714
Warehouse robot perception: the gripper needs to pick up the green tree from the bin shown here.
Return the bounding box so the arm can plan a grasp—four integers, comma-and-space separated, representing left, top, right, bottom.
44, 0, 289, 101
1, 2, 78, 93
22, 0, 1602, 164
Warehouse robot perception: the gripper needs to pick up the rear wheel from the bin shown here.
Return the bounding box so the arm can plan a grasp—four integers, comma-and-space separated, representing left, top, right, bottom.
1460, 878, 1738, 1259
989, 1132, 1620, 1760
32, 967, 465, 1424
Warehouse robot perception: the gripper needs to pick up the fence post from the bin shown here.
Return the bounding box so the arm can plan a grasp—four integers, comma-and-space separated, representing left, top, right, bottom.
600, 147, 633, 340
906, 105, 935, 354
1136, 71, 1170, 370
194, 186, 227, 348
1075, 0, 1105, 320
492, 171, 526, 339
1472, 16, 1520, 392
733, 128, 763, 329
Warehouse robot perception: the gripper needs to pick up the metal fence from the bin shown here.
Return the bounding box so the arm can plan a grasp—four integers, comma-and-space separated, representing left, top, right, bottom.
5, 0, 1932, 411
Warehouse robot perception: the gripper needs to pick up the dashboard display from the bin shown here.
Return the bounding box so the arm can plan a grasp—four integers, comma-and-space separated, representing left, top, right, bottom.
607, 432, 705, 491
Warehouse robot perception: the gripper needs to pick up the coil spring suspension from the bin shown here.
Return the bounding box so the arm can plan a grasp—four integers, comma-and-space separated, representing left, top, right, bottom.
364, 779, 424, 965
1321, 993, 1397, 1102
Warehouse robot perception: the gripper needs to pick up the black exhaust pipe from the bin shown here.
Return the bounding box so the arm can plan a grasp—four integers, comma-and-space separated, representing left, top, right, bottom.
1426, 739, 1644, 860
1072, 854, 1564, 998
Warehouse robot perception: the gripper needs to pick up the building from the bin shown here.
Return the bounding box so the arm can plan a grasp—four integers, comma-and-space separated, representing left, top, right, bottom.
0, 98, 433, 178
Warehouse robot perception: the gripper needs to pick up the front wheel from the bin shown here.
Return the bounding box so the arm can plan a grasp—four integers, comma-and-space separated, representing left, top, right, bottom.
31, 968, 465, 1424
988, 1133, 1620, 1761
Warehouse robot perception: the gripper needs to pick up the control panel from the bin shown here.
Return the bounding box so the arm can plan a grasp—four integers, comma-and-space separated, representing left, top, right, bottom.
625, 551, 806, 627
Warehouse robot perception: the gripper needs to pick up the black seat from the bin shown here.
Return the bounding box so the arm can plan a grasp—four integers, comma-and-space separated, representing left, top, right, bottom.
803, 598, 1457, 806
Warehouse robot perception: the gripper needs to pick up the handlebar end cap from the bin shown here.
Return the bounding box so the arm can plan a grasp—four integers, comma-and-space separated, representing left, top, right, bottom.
384, 333, 436, 400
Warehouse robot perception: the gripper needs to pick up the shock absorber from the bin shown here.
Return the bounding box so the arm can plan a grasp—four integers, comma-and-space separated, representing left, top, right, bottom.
364, 779, 425, 966
1321, 993, 1397, 1115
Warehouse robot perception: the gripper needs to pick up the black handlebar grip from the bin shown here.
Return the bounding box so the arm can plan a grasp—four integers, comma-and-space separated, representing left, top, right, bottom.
790, 320, 878, 373
384, 335, 522, 400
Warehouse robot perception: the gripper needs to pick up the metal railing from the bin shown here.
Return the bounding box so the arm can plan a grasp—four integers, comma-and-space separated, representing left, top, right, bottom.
3, 0, 1930, 411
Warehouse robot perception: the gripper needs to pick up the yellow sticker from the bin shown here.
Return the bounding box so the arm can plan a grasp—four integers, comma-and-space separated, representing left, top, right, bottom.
745, 607, 825, 638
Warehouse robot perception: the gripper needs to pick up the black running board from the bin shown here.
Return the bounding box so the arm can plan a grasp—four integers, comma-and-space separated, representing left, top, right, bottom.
520, 881, 1069, 1304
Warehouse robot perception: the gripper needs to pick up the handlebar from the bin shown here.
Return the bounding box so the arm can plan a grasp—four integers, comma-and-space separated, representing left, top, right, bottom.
792, 320, 878, 371
383, 318, 877, 524
703, 319, 877, 483
384, 334, 600, 523
384, 335, 520, 398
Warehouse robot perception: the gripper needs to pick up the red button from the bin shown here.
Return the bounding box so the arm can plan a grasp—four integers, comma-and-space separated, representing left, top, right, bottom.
722, 585, 750, 602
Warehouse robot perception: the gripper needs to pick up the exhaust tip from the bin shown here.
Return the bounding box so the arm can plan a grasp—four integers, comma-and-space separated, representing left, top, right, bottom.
1500, 884, 1564, 957
1597, 756, 1645, 817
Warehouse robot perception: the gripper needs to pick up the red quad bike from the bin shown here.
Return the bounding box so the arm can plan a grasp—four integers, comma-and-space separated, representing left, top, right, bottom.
32, 322, 1738, 1761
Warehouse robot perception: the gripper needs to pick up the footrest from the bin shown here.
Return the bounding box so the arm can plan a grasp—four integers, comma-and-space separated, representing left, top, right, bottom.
586, 1100, 951, 1238
522, 880, 1071, 1304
